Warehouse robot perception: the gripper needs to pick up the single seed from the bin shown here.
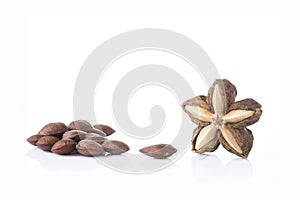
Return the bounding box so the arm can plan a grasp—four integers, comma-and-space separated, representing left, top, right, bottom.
93, 124, 115, 136
76, 140, 105, 156
51, 139, 77, 155
38, 122, 67, 138
68, 120, 106, 136
139, 144, 177, 159
26, 134, 43, 146
36, 136, 60, 151
102, 140, 130, 154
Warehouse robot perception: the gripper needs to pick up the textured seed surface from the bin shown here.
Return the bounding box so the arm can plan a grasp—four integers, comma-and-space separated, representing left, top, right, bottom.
102, 140, 130, 154
26, 134, 43, 146
63, 130, 86, 142
51, 139, 77, 155
69, 120, 106, 136
85, 132, 102, 138
85, 134, 107, 144
68, 120, 92, 131
93, 124, 115, 136
36, 136, 60, 151
76, 140, 105, 156
38, 122, 67, 138
139, 144, 177, 159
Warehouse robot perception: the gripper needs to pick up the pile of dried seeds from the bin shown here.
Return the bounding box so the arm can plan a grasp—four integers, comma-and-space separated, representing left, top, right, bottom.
27, 120, 129, 156
27, 120, 177, 159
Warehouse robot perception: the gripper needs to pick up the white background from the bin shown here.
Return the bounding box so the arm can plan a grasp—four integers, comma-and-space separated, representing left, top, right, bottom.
0, 1, 297, 200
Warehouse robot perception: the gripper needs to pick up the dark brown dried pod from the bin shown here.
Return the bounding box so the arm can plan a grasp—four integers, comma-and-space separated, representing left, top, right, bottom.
38, 122, 67, 138
102, 140, 130, 154
26, 134, 43, 146
182, 79, 262, 159
219, 126, 253, 158
36, 136, 60, 151
51, 139, 77, 155
226, 98, 262, 128
139, 144, 177, 159
63, 130, 86, 142
207, 79, 237, 113
191, 126, 220, 154
68, 120, 106, 136
76, 140, 105, 156
181, 95, 211, 126
93, 124, 115, 136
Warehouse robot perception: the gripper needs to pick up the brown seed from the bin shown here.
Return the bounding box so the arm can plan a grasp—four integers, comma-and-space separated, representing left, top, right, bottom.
68, 120, 91, 131
87, 129, 106, 137
63, 130, 86, 142
85, 132, 101, 138
68, 120, 106, 136
85, 133, 107, 144
36, 136, 60, 151
51, 139, 77, 155
93, 124, 115, 136
102, 140, 130, 154
38, 122, 67, 138
26, 134, 43, 146
139, 144, 177, 159
76, 140, 105, 156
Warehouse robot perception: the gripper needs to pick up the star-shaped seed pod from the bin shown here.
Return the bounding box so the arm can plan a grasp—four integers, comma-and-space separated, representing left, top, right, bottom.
182, 79, 262, 158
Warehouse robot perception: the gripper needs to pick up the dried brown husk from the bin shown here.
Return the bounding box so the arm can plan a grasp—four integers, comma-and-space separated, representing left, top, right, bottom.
36, 136, 60, 151
207, 79, 237, 113
181, 79, 262, 159
226, 98, 262, 128
191, 126, 220, 154
68, 120, 106, 136
26, 134, 43, 146
102, 140, 130, 154
93, 124, 115, 136
76, 140, 105, 156
219, 126, 253, 158
139, 144, 177, 159
38, 122, 67, 138
181, 95, 211, 126
51, 139, 77, 155
63, 130, 87, 142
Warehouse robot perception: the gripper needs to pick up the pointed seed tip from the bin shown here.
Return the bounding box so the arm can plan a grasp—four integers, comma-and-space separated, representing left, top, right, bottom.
241, 154, 248, 159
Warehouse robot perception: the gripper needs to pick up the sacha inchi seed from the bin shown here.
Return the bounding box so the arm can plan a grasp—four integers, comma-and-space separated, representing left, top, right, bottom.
139, 144, 177, 159
102, 140, 130, 155
76, 140, 106, 156
51, 139, 77, 155
27, 120, 130, 157
36, 136, 60, 151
